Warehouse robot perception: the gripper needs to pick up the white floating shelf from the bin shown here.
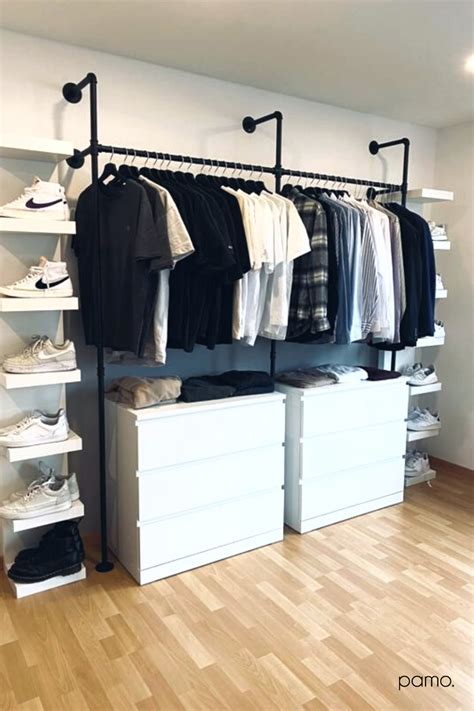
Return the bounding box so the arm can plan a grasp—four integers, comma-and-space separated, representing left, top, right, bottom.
407, 429, 440, 442
386, 188, 454, 203
433, 241, 451, 251
0, 218, 75, 235
7, 564, 86, 599
405, 469, 436, 487
435, 289, 447, 299
3, 431, 82, 463
0, 135, 74, 163
0, 297, 78, 312
416, 336, 445, 348
5, 500, 85, 533
409, 382, 442, 396
0, 368, 81, 390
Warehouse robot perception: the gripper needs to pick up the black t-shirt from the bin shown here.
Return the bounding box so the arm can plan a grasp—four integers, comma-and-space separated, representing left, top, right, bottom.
74, 180, 160, 354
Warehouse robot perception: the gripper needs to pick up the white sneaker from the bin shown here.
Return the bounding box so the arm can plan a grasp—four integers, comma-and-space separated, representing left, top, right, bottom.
3, 462, 79, 504
0, 479, 72, 519
405, 451, 431, 476
3, 336, 77, 373
401, 362, 423, 377
0, 257, 73, 298
407, 408, 441, 431
0, 177, 70, 221
407, 365, 438, 386
436, 274, 445, 291
428, 221, 448, 241
0, 409, 69, 448
434, 320, 445, 338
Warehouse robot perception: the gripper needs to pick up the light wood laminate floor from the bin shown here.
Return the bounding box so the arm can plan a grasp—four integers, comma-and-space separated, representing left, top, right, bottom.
1, 461, 473, 710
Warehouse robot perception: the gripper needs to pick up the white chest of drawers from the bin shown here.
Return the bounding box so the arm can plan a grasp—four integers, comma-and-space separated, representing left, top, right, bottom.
275, 379, 409, 533
106, 393, 285, 584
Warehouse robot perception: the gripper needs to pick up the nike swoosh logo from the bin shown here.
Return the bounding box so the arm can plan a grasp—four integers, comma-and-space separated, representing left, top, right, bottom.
37, 351, 71, 360
35, 277, 70, 290
25, 198, 64, 209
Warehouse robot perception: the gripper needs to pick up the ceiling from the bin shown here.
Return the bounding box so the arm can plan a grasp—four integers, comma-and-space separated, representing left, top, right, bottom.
1, 0, 473, 128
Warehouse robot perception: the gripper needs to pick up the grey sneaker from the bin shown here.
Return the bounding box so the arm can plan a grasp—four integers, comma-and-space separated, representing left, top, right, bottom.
3, 336, 76, 373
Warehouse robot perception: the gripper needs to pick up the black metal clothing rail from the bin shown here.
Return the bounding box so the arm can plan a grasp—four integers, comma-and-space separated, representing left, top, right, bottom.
62, 73, 410, 572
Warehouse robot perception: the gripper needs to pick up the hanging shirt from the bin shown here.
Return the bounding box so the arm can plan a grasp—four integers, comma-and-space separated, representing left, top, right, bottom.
285, 188, 330, 339
74, 180, 161, 355
258, 192, 310, 341
140, 178, 194, 365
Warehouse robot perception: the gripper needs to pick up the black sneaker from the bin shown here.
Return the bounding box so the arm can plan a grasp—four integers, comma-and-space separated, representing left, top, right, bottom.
15, 520, 84, 563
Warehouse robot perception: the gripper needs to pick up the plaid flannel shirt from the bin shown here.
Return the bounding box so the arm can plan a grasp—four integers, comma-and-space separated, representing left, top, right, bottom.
287, 189, 330, 338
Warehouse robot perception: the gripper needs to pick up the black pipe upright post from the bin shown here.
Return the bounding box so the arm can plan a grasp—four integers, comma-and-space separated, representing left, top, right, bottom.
63, 73, 113, 573
242, 111, 283, 377
368, 137, 411, 371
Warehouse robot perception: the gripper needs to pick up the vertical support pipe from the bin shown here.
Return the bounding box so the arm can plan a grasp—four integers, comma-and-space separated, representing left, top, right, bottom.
242, 111, 283, 377
88, 77, 114, 573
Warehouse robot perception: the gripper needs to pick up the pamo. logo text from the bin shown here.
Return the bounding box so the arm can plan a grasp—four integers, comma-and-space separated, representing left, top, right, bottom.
398, 675, 454, 690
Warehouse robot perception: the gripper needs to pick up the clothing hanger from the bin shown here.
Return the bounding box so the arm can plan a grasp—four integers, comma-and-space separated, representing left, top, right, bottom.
99, 147, 119, 184
118, 148, 140, 180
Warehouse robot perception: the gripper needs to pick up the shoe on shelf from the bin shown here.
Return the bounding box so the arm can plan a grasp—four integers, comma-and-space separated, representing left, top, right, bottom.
428, 221, 448, 241
0, 478, 71, 520
0, 257, 73, 298
2, 336, 77, 373
436, 274, 445, 291
0, 409, 69, 448
0, 177, 70, 221
407, 408, 441, 431
405, 450, 431, 475
434, 320, 446, 338
8, 521, 84, 583
400, 362, 423, 377
15, 520, 84, 564
407, 365, 438, 386
3, 461, 80, 504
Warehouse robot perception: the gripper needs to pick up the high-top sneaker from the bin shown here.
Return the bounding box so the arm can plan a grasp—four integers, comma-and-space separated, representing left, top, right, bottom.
0, 257, 73, 298
0, 177, 70, 220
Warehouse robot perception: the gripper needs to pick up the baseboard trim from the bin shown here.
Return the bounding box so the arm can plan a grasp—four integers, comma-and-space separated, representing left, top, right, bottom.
430, 456, 474, 476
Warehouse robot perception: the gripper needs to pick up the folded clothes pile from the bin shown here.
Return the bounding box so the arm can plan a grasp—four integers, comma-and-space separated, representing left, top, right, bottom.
106, 376, 182, 409
276, 364, 369, 389
180, 370, 274, 403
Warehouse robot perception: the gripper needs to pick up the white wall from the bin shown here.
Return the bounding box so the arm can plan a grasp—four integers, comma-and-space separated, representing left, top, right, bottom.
426, 122, 474, 470
0, 30, 440, 532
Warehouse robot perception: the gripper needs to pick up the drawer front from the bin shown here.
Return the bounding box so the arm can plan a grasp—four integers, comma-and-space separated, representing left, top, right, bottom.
138, 445, 284, 521
300, 457, 404, 521
302, 384, 408, 436
137, 400, 284, 471
140, 489, 284, 570
301, 420, 406, 479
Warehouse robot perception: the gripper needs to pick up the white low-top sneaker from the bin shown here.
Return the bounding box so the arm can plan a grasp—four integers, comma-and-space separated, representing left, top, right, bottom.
407, 365, 438, 386
3, 336, 77, 373
0, 257, 73, 298
0, 409, 69, 448
401, 362, 423, 377
0, 177, 70, 221
405, 451, 431, 475
428, 221, 448, 241
0, 479, 72, 519
407, 409, 441, 431
434, 320, 446, 338
3, 463, 80, 504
